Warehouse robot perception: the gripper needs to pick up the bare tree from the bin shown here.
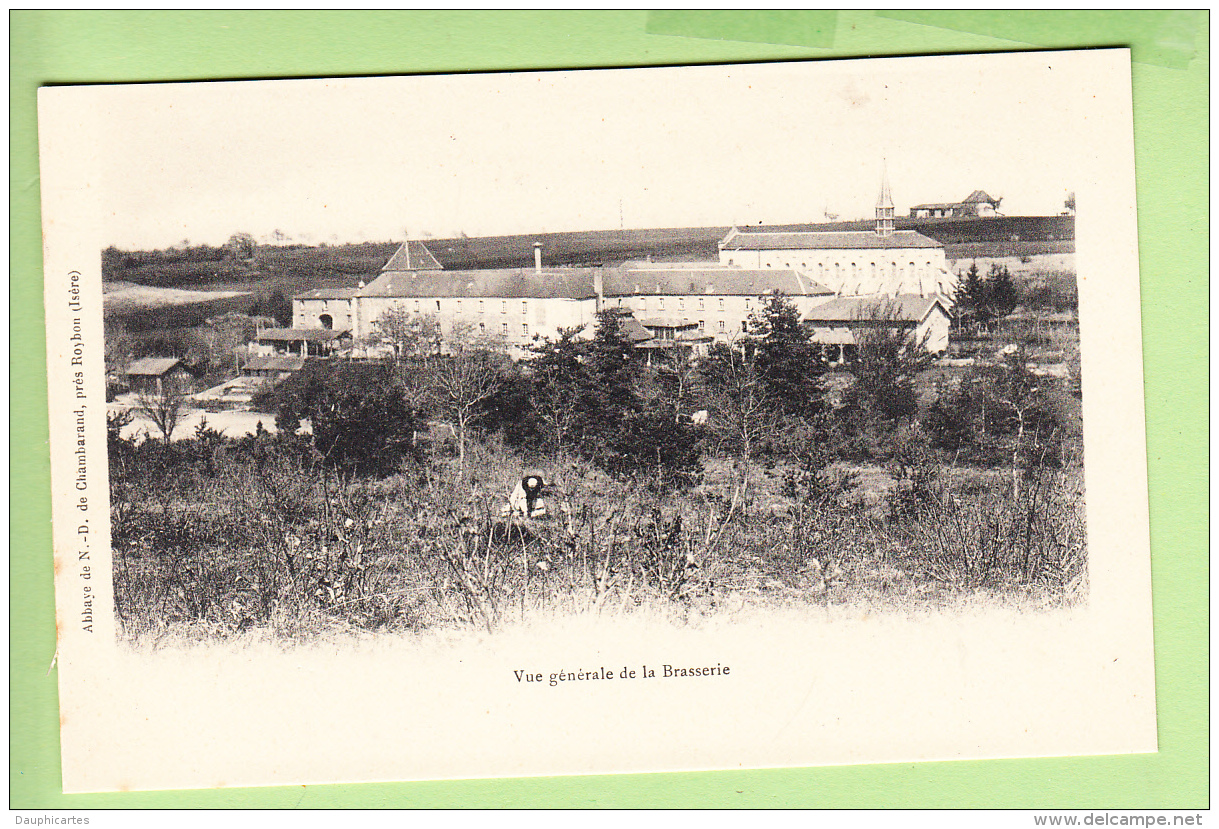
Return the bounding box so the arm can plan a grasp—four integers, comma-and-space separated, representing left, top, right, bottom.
697, 341, 778, 505
136, 374, 190, 443
424, 326, 508, 477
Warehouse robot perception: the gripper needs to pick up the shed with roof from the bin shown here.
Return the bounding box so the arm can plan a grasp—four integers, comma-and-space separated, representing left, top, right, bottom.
124, 357, 191, 395
801, 294, 952, 358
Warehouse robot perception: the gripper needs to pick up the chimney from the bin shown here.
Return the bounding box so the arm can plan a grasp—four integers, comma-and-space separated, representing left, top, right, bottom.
533, 242, 543, 274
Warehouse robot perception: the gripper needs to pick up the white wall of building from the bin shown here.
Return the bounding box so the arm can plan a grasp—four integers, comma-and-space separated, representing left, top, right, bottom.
718, 247, 953, 297
329, 294, 599, 351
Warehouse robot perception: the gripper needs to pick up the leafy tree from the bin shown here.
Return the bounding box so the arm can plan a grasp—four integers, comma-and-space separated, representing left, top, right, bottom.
986, 264, 1019, 321
524, 327, 593, 453
924, 347, 1078, 485
747, 292, 825, 417
837, 299, 933, 458
610, 408, 702, 490
1064, 192, 1076, 214
371, 305, 443, 362
956, 262, 988, 329
224, 232, 257, 260
251, 289, 294, 327
258, 361, 418, 477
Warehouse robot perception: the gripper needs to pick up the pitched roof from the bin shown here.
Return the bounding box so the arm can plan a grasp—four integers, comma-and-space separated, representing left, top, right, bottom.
295, 287, 359, 300
807, 327, 856, 345
962, 190, 999, 204
802, 294, 948, 325
359, 268, 601, 300
381, 240, 444, 272
720, 229, 941, 251
125, 357, 183, 376
256, 328, 351, 342
618, 317, 654, 343
604, 267, 832, 297
910, 202, 959, 211
243, 354, 307, 373
876, 166, 894, 209
639, 317, 699, 329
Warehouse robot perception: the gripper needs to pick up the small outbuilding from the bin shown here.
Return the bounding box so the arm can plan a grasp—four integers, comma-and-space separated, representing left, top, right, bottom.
124, 357, 191, 395
241, 353, 307, 380
255, 327, 351, 357
802, 294, 953, 358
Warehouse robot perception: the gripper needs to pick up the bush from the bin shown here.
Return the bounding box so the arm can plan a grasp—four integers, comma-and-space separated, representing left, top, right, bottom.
256, 360, 420, 477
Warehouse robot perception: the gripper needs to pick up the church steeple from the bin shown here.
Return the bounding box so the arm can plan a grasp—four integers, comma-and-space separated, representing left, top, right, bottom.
875, 161, 894, 237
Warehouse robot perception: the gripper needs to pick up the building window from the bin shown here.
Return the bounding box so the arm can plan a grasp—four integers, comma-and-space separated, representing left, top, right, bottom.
501, 301, 507, 314
718, 320, 725, 331
522, 323, 528, 337
741, 320, 748, 331
678, 297, 685, 311
640, 298, 647, 311
435, 300, 441, 312
698, 297, 705, 311
745, 297, 751, 309
851, 263, 857, 279
871, 263, 877, 280
479, 300, 484, 314
479, 322, 485, 332
521, 301, 528, 316
414, 300, 420, 312
718, 298, 725, 311
501, 322, 508, 334
456, 300, 462, 313
658, 297, 665, 311
698, 320, 705, 331
727, 258, 734, 266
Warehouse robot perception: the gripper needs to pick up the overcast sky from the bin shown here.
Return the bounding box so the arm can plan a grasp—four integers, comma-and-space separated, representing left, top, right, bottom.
83, 51, 1115, 250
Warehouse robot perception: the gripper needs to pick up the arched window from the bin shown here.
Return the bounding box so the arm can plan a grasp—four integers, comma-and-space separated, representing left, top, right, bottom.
319, 314, 333, 330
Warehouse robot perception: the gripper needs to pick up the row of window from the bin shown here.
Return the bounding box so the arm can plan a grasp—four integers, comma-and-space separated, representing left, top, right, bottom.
408, 299, 531, 315
634, 296, 736, 312
763, 260, 936, 280
438, 319, 746, 338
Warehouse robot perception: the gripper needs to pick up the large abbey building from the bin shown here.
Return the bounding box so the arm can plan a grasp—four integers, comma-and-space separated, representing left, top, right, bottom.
293, 176, 956, 357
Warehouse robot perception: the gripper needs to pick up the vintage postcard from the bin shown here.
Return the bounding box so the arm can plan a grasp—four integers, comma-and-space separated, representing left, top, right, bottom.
39, 50, 1155, 793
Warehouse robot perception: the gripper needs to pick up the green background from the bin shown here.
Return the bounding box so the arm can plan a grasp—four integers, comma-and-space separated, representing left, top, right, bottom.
9, 11, 1208, 808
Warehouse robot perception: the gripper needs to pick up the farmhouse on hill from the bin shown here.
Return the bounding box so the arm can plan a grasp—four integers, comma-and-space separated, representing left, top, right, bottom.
910, 190, 1002, 219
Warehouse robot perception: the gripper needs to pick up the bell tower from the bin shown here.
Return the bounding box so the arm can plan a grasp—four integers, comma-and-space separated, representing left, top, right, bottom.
875, 162, 894, 237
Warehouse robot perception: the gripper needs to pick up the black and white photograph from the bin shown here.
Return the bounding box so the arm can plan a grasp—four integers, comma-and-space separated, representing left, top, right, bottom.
39, 50, 1156, 792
